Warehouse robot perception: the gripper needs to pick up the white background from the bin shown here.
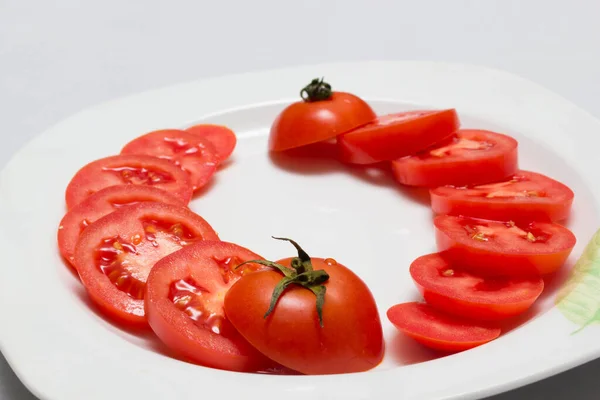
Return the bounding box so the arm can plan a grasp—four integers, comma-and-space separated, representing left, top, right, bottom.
2, 0, 600, 398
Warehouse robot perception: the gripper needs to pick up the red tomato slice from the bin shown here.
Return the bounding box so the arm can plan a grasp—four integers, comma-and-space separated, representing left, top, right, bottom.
58, 185, 184, 267
430, 170, 574, 222
337, 109, 460, 165
391, 129, 518, 187
73, 202, 218, 327
121, 129, 218, 191
410, 253, 544, 321
65, 154, 193, 209
434, 215, 576, 277
185, 124, 237, 163
145, 241, 277, 372
387, 302, 501, 352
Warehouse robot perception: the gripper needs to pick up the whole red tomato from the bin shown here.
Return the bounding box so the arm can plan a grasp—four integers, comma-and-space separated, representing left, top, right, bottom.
223, 237, 384, 375
269, 78, 376, 152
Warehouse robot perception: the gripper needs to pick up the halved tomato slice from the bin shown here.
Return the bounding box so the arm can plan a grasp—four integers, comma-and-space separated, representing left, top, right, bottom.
145, 241, 276, 372
410, 253, 544, 321
392, 129, 518, 187
73, 202, 218, 327
430, 170, 574, 222
337, 109, 459, 164
434, 215, 576, 277
185, 124, 237, 163
65, 154, 193, 209
58, 185, 184, 267
121, 129, 218, 191
387, 302, 501, 352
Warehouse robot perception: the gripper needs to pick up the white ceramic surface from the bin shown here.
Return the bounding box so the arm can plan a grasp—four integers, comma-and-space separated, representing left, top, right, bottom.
0, 61, 598, 400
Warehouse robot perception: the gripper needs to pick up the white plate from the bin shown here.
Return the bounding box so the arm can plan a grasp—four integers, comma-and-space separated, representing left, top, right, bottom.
1, 61, 599, 400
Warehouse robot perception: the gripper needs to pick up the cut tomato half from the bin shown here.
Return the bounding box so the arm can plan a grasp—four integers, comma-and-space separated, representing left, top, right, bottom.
65, 154, 193, 209
430, 170, 574, 222
337, 109, 460, 164
73, 202, 218, 327
185, 124, 237, 163
387, 302, 501, 352
434, 215, 576, 277
410, 253, 544, 321
392, 129, 518, 187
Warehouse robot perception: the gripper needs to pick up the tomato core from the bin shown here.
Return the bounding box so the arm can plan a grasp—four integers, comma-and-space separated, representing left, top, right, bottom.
102, 166, 174, 186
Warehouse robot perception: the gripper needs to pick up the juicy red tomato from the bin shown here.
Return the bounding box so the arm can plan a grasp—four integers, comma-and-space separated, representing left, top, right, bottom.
224, 239, 384, 374
410, 253, 544, 321
269, 78, 375, 152
387, 302, 501, 352
65, 154, 193, 209
337, 109, 460, 165
121, 129, 218, 191
145, 241, 278, 372
434, 215, 576, 277
185, 124, 237, 163
430, 170, 574, 222
73, 202, 218, 327
58, 185, 184, 267
391, 129, 518, 187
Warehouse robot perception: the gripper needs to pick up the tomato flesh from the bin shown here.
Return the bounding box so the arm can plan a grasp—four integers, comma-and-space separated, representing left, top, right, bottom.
387, 302, 501, 352
185, 124, 237, 163
410, 253, 544, 320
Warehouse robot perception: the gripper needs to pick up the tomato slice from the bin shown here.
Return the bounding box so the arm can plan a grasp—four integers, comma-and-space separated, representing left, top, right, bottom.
121, 129, 218, 191
391, 129, 518, 187
387, 302, 501, 352
337, 109, 459, 164
73, 202, 218, 327
145, 240, 277, 372
58, 185, 184, 267
65, 154, 193, 209
430, 170, 574, 222
410, 253, 544, 321
185, 124, 237, 163
434, 215, 576, 277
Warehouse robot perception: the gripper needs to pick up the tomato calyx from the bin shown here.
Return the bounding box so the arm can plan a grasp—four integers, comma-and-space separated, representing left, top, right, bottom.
300, 78, 333, 102
238, 237, 330, 327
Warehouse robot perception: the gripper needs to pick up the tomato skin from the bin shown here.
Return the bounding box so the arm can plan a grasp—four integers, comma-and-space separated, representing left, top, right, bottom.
387, 302, 501, 352
391, 129, 518, 187
410, 253, 544, 321
338, 109, 460, 165
185, 124, 237, 163
269, 92, 376, 152
434, 215, 576, 277
224, 257, 384, 375
145, 241, 277, 372
430, 170, 574, 222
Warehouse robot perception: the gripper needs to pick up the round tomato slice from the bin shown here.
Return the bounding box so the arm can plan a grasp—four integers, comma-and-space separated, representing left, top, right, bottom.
410, 253, 544, 321
391, 129, 518, 187
58, 185, 184, 267
121, 129, 218, 191
269, 78, 376, 152
337, 109, 460, 165
387, 302, 501, 352
430, 170, 574, 222
145, 241, 278, 372
73, 202, 218, 327
185, 124, 237, 163
434, 215, 576, 277
65, 154, 193, 209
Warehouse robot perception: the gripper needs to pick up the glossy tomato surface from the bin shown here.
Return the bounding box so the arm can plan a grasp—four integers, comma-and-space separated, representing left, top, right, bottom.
185, 124, 237, 163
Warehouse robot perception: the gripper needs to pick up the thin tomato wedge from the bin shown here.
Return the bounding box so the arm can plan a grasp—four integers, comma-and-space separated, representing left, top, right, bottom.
430, 170, 574, 222
337, 109, 460, 165
410, 253, 544, 321
145, 241, 277, 372
392, 129, 518, 187
434, 215, 576, 277
387, 302, 501, 352
185, 124, 237, 163
121, 129, 218, 191
73, 202, 218, 327
58, 185, 184, 267
65, 154, 193, 209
